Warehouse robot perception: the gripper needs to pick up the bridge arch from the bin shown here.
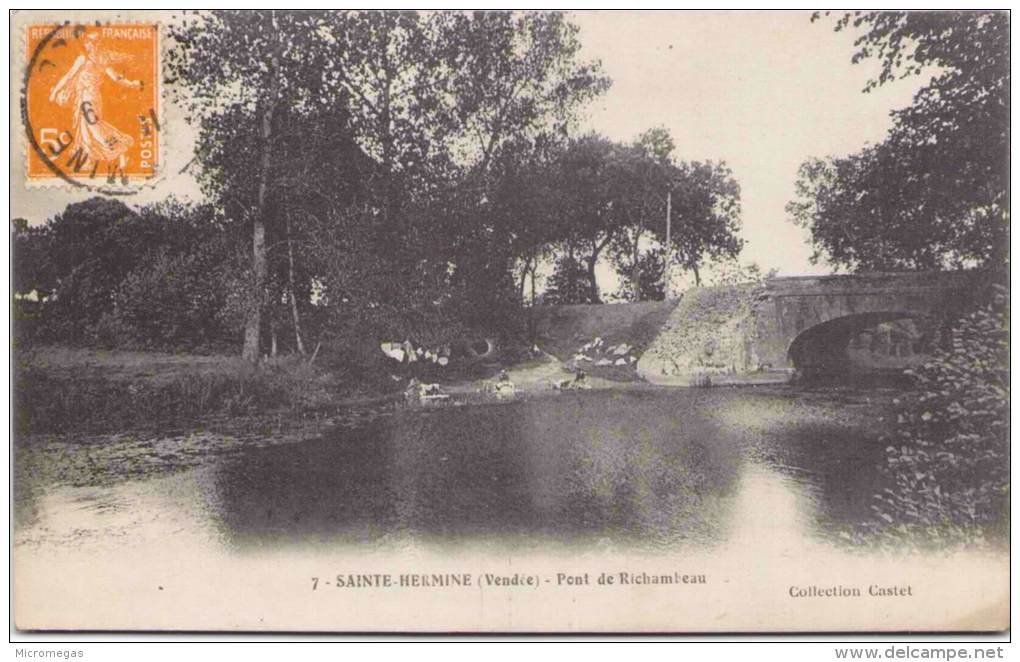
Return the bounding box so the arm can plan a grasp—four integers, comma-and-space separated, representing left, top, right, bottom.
785, 311, 933, 376
746, 272, 975, 380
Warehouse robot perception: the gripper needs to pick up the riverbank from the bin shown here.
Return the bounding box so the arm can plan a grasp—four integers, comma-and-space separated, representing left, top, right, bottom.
13, 346, 384, 438
10, 342, 900, 438
13, 345, 903, 504
14, 343, 1008, 566
13, 342, 658, 438
12, 299, 711, 437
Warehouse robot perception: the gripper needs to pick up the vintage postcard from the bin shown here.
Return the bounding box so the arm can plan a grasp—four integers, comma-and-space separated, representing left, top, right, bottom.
9, 9, 1009, 633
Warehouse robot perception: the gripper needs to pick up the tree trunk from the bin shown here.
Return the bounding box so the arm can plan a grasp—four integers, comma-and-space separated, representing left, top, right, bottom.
286, 214, 306, 356
527, 261, 538, 342
529, 261, 537, 305
518, 255, 531, 302
242, 115, 270, 361
586, 255, 601, 304
585, 232, 615, 304
379, 34, 398, 229
241, 209, 265, 362
565, 243, 578, 300
242, 14, 280, 363
630, 229, 642, 301
692, 262, 701, 287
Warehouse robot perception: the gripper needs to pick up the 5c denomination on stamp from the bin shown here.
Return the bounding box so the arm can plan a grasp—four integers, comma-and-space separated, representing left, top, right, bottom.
23, 23, 161, 193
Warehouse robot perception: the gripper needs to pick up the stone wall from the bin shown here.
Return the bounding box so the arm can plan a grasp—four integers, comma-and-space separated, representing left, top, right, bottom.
637, 284, 763, 386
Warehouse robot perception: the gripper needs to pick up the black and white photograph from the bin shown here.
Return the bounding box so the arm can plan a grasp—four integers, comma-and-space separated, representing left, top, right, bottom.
8, 8, 1010, 636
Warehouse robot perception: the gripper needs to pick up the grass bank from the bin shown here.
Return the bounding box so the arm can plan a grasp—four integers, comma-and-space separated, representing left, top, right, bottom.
13, 346, 379, 437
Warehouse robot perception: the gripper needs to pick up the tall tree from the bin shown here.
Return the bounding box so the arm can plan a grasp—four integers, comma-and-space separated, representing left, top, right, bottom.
168, 11, 366, 361
549, 131, 743, 301
550, 135, 622, 303
789, 11, 1009, 272
607, 128, 675, 300
325, 12, 458, 219
433, 11, 609, 315
662, 160, 743, 285
440, 11, 610, 178
169, 11, 610, 359
314, 10, 608, 329
486, 140, 564, 302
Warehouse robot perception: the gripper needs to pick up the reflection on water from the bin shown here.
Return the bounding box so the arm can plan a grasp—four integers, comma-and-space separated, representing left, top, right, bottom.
15, 388, 905, 556
207, 393, 743, 552
16, 388, 1012, 632
725, 463, 822, 557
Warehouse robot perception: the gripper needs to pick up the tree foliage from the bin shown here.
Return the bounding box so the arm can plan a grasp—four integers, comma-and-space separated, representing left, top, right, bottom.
546, 130, 742, 302
549, 135, 621, 303
12, 197, 236, 349
16, 198, 146, 342
790, 11, 1009, 271
439, 11, 609, 177
611, 247, 667, 302
168, 11, 359, 360
664, 160, 743, 284
12, 217, 49, 299
19, 12, 747, 371
110, 202, 236, 350
165, 10, 609, 363
542, 253, 593, 305
874, 285, 1009, 545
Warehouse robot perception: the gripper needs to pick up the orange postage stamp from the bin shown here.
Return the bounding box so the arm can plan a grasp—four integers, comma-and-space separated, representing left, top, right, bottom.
23, 23, 160, 191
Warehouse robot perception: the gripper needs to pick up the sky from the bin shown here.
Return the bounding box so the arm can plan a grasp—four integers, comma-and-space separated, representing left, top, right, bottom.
10, 10, 930, 279
570, 10, 928, 277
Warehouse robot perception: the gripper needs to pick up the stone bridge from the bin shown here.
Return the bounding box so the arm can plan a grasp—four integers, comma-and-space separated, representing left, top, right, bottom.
638, 270, 982, 386
746, 271, 976, 379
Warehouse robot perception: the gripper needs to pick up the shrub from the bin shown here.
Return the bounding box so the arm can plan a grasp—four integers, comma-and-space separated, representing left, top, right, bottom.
543, 254, 595, 304
872, 284, 1009, 545
89, 311, 141, 350
113, 241, 236, 351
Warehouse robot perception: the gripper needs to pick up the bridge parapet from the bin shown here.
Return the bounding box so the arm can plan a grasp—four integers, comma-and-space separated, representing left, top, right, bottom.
762, 271, 975, 297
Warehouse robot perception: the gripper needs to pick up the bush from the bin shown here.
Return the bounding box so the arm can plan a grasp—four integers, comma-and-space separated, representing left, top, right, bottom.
89, 311, 142, 350
872, 284, 1009, 545
14, 197, 242, 352
543, 254, 595, 304
113, 244, 235, 351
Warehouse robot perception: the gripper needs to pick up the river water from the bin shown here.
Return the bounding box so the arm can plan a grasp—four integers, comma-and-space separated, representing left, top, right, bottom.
12, 387, 1008, 631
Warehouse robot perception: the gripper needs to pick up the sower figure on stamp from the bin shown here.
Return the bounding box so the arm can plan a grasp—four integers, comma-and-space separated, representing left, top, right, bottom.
48, 29, 142, 171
